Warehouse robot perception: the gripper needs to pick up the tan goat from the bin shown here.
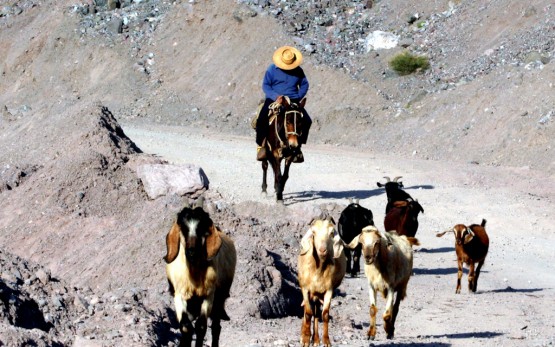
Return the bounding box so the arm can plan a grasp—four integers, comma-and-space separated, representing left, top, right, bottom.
437, 219, 489, 293
297, 217, 347, 347
347, 226, 418, 340
164, 199, 236, 347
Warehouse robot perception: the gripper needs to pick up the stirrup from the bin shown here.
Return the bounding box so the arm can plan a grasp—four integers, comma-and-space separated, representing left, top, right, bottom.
257, 146, 267, 161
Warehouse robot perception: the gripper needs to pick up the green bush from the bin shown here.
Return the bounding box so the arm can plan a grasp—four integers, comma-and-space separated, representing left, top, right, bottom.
389, 52, 430, 76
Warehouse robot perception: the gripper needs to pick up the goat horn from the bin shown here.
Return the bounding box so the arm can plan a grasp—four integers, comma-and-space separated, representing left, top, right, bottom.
393, 176, 403, 182
383, 176, 391, 182
436, 230, 453, 237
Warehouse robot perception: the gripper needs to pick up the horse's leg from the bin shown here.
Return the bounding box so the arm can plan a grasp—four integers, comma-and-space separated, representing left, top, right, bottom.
261, 159, 268, 195
269, 157, 283, 202
276, 159, 291, 202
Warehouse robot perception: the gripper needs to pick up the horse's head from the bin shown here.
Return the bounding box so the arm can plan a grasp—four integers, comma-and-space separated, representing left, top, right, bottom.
278, 96, 305, 149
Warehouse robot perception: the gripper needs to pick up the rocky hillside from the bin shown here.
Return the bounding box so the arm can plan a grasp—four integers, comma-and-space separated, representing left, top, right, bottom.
0, 0, 554, 346
1, 0, 554, 173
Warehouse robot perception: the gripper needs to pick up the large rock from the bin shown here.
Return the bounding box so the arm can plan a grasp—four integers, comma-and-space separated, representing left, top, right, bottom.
136, 164, 209, 199
365, 30, 400, 52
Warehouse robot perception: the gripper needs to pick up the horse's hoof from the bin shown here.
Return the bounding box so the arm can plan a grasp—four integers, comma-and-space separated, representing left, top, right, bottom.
277, 199, 284, 205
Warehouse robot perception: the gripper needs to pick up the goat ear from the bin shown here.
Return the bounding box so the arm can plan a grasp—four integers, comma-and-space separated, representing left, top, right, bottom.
300, 230, 314, 255
346, 234, 361, 249
333, 235, 345, 259
206, 225, 223, 260
164, 223, 181, 264
464, 228, 475, 244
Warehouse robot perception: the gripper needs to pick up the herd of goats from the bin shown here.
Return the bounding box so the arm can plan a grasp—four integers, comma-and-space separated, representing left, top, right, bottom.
162, 176, 490, 347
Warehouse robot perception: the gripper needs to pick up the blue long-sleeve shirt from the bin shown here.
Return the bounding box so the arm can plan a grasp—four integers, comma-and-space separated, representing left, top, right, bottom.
262, 64, 309, 101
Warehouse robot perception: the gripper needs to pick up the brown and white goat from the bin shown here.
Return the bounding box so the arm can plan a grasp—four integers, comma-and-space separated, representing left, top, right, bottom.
347, 226, 419, 340
164, 200, 237, 347
437, 219, 489, 294
384, 200, 424, 237
297, 217, 346, 347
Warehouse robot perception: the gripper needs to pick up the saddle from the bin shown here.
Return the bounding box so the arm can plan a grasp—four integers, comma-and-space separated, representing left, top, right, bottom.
251, 96, 305, 130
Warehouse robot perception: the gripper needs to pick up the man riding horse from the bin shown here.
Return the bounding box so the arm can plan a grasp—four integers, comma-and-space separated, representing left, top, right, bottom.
256, 46, 312, 163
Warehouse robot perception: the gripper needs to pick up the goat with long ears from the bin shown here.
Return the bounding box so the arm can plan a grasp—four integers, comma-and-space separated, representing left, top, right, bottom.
164, 197, 237, 347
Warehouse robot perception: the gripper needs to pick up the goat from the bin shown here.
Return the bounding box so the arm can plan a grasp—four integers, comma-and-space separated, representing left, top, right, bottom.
436, 219, 489, 294
338, 200, 374, 277
297, 217, 347, 347
383, 200, 424, 237
347, 226, 419, 340
376, 176, 414, 213
164, 199, 237, 347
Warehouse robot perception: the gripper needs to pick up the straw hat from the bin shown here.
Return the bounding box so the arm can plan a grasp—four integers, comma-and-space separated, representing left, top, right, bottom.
272, 46, 303, 70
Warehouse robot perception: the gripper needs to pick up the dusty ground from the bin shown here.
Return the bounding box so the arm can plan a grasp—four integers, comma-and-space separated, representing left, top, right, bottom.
121, 123, 555, 346
0, 0, 555, 346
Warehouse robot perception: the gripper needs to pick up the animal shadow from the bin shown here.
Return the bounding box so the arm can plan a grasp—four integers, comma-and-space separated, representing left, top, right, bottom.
413, 267, 462, 276
481, 286, 545, 294
284, 188, 382, 204
418, 247, 455, 254
152, 307, 180, 346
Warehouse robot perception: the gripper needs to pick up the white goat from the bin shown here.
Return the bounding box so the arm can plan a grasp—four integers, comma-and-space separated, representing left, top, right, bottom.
347, 225, 418, 340
297, 217, 346, 347
164, 199, 236, 347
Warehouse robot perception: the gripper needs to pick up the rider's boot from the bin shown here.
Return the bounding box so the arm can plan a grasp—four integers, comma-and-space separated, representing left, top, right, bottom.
257, 139, 267, 161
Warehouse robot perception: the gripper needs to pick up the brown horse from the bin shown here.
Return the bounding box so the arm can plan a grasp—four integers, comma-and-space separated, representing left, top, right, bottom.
261, 96, 305, 202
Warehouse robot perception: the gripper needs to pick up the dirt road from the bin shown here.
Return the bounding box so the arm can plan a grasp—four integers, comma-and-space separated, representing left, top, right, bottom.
123, 123, 555, 346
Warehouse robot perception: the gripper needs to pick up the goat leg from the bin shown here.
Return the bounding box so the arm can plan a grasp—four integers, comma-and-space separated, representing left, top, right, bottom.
352, 245, 362, 276
194, 315, 207, 347
383, 288, 395, 339
387, 291, 403, 340
301, 310, 313, 347
473, 260, 484, 292
456, 258, 463, 294
467, 261, 476, 293
367, 286, 378, 340
368, 304, 377, 340
300, 290, 313, 347
321, 290, 333, 347
211, 317, 221, 347
312, 309, 320, 346
178, 318, 194, 347
345, 249, 352, 275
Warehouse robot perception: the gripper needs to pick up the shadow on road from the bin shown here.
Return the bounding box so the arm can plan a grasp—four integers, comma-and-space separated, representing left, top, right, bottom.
283, 184, 435, 205
424, 331, 503, 339
418, 247, 455, 254
481, 286, 546, 294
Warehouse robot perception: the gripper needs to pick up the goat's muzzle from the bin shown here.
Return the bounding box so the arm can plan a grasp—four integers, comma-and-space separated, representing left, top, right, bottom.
185, 248, 196, 260
364, 256, 375, 265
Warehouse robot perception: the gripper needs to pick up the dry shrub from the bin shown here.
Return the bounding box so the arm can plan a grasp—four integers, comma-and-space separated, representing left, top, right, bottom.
389, 51, 430, 76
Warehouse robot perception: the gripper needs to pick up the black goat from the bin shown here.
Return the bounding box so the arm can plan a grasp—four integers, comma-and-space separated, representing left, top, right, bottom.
338, 201, 374, 277
376, 176, 414, 213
